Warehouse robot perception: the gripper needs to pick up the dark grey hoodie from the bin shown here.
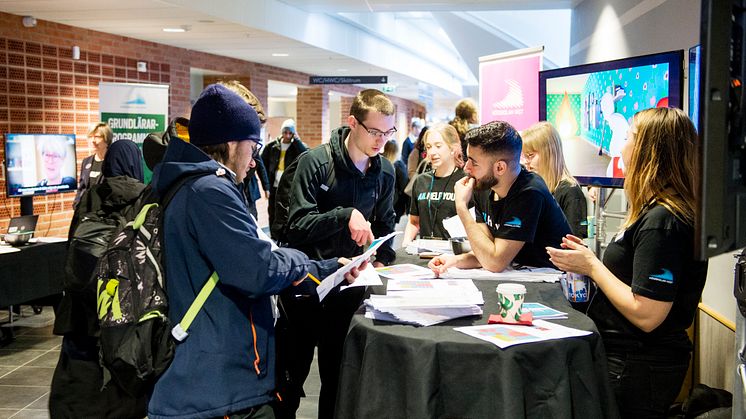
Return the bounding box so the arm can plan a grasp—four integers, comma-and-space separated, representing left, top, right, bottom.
285, 126, 397, 265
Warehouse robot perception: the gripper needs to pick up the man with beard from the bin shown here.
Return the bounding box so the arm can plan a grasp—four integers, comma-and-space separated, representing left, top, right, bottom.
429, 120, 571, 275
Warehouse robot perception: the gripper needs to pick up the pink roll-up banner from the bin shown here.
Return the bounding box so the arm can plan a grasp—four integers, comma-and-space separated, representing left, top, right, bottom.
479, 47, 543, 131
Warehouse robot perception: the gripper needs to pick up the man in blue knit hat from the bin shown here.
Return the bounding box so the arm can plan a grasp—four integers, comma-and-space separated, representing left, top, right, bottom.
147, 84, 363, 419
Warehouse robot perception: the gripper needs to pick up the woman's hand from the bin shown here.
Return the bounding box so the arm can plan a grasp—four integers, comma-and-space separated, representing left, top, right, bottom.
546, 234, 600, 277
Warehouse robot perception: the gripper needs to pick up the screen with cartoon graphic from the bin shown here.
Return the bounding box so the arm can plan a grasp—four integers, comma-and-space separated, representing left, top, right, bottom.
4, 133, 78, 197
539, 50, 683, 187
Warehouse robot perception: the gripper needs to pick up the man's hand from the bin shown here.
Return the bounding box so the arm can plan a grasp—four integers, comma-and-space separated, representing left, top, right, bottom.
428, 254, 458, 277
339, 257, 369, 285
453, 176, 475, 210
348, 209, 374, 246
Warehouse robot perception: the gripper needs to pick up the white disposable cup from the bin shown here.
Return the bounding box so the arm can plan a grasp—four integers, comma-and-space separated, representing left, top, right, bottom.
496, 283, 527, 323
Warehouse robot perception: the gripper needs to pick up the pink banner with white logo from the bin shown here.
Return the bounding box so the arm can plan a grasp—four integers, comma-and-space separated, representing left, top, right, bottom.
479, 47, 543, 131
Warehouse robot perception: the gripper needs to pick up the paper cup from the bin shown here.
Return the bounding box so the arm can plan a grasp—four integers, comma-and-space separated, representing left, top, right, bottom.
496, 283, 526, 323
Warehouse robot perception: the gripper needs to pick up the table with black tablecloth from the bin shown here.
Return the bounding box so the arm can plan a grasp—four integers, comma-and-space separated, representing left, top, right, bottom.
336, 253, 618, 419
0, 241, 66, 308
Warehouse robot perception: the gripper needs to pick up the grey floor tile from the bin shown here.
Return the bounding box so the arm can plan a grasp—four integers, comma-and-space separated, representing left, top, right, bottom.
0, 409, 19, 419
26, 352, 59, 368
8, 409, 50, 419
0, 350, 48, 367
0, 337, 61, 351
297, 395, 319, 419
0, 367, 15, 378
16, 325, 55, 337
0, 386, 48, 409
25, 392, 48, 410
0, 367, 54, 386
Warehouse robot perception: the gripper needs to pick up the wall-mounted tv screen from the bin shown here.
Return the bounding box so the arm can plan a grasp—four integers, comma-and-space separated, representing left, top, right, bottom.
689, 45, 701, 131
5, 133, 78, 197
539, 50, 684, 187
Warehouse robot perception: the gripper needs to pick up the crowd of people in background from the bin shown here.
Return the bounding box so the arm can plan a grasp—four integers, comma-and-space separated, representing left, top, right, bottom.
45, 83, 707, 419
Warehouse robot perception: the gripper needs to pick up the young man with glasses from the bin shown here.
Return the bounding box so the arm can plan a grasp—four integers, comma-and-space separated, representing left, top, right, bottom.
428, 120, 572, 276
276, 89, 398, 419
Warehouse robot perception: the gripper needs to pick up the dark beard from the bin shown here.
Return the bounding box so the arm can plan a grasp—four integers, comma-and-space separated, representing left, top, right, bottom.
473, 173, 498, 191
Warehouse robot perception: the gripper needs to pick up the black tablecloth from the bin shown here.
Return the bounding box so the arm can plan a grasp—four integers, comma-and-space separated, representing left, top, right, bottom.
336, 253, 619, 419
0, 241, 66, 307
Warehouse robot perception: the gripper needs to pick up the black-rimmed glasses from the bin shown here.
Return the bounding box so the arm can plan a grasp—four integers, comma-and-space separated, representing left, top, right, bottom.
354, 116, 397, 139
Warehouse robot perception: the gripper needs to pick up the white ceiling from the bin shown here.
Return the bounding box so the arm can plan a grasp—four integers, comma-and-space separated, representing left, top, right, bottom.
0, 0, 575, 119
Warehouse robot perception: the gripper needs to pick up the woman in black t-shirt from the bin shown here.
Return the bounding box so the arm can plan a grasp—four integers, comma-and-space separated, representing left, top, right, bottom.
522, 121, 587, 238
547, 108, 707, 419
402, 123, 465, 246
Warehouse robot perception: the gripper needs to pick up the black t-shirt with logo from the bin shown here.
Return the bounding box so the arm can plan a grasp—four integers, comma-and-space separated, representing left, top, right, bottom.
590, 204, 708, 350
89, 159, 103, 182
474, 168, 571, 268
410, 168, 465, 239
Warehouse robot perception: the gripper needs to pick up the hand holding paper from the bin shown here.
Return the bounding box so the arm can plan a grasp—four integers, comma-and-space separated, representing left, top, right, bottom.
316, 231, 401, 301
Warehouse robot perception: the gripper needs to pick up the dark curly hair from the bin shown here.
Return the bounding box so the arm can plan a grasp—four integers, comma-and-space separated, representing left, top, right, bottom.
465, 121, 522, 167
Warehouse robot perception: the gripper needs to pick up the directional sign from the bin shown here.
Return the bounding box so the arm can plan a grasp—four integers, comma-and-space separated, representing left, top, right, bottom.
309, 76, 388, 85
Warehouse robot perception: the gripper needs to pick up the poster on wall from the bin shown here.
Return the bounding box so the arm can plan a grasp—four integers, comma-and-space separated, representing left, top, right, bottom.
99, 82, 169, 183
479, 46, 543, 131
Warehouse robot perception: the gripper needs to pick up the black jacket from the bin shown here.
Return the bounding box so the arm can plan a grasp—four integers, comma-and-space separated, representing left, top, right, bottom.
285, 126, 396, 265
261, 136, 308, 189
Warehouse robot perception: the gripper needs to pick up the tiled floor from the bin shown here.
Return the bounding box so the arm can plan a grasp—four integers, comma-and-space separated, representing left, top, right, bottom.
0, 306, 322, 419
0, 307, 59, 419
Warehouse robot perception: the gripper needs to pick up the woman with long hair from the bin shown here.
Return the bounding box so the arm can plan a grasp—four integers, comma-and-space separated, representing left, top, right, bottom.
402, 123, 465, 246
449, 98, 478, 158
522, 121, 587, 237
546, 108, 707, 418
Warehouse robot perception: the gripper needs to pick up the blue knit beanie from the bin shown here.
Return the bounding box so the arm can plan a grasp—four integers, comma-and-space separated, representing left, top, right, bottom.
188, 84, 262, 146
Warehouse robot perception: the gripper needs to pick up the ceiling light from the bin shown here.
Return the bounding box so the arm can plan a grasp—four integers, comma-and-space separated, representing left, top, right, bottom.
272, 53, 289, 57
163, 26, 189, 33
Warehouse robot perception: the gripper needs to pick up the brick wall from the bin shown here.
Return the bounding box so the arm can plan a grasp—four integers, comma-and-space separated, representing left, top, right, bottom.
0, 11, 425, 237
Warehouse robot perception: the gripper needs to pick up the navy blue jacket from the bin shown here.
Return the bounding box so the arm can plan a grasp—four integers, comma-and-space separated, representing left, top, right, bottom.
148, 138, 336, 419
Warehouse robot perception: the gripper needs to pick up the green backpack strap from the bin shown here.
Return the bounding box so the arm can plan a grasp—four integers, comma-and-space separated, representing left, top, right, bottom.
171, 271, 219, 342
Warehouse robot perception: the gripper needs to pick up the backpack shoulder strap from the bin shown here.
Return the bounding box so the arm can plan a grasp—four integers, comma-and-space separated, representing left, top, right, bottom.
320, 142, 335, 191
171, 271, 219, 342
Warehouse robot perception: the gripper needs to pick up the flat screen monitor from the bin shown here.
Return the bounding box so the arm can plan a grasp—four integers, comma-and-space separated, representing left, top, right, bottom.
539, 50, 684, 188
689, 45, 702, 131
696, 0, 746, 259
4, 133, 78, 197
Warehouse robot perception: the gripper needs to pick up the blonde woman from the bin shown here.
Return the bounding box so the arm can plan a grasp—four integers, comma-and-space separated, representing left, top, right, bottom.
522, 121, 588, 237
402, 123, 465, 246
74, 123, 113, 208
546, 108, 707, 418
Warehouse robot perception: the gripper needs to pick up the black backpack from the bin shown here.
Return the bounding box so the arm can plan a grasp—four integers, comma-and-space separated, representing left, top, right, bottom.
95, 173, 217, 397
65, 177, 146, 293
270, 143, 334, 244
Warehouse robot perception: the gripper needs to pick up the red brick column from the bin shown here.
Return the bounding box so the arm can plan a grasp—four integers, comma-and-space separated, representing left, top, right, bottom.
339, 95, 354, 126
296, 86, 328, 147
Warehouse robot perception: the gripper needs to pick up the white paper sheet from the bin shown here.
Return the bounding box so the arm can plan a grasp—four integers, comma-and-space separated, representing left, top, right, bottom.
454, 320, 591, 349
29, 237, 67, 243
441, 207, 476, 239
316, 231, 401, 301
375, 263, 435, 280
340, 264, 383, 291
442, 267, 562, 283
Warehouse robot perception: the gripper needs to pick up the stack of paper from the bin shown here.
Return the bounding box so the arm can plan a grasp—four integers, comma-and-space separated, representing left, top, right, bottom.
375, 263, 435, 280
442, 267, 562, 283
404, 238, 453, 255
364, 279, 483, 326
521, 302, 568, 320
454, 319, 591, 349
